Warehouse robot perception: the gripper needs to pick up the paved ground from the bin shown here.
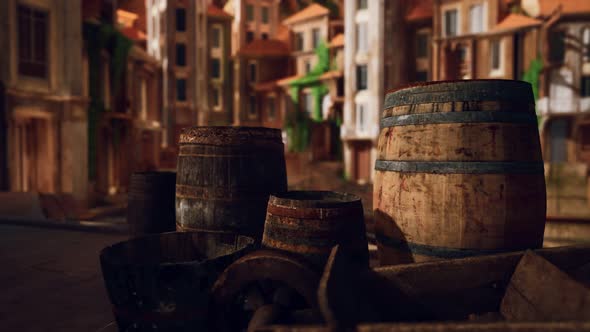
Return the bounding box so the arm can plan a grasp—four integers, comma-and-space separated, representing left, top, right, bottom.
0, 224, 125, 332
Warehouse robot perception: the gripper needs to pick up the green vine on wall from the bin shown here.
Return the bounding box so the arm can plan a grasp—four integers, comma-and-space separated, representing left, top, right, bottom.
521, 56, 543, 128
285, 41, 331, 152
83, 21, 132, 180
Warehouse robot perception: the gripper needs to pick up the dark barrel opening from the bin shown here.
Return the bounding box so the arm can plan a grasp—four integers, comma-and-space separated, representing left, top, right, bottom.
100, 231, 254, 266
270, 191, 361, 208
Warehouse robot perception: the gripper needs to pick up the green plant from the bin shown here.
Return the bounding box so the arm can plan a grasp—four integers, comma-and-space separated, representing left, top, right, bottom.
522, 56, 543, 128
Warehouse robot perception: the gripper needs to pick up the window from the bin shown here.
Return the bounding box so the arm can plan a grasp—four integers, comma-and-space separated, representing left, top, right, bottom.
212, 26, 221, 48
268, 97, 276, 120
176, 79, 186, 101
246, 31, 254, 43
249, 62, 257, 82
356, 65, 367, 90
248, 95, 257, 117
211, 58, 221, 78
582, 76, 590, 97
356, 22, 368, 52
358, 0, 368, 10
18, 5, 48, 78
416, 33, 428, 58
305, 61, 311, 73
176, 8, 186, 31
176, 43, 186, 66
262, 33, 268, 40
356, 103, 366, 133
416, 71, 428, 82
469, 4, 484, 33
295, 32, 304, 51
444, 9, 458, 37
246, 4, 254, 22
303, 92, 314, 117
261, 6, 269, 24
212, 86, 221, 109
583, 27, 590, 62
490, 39, 501, 71
312, 28, 321, 48
549, 30, 565, 63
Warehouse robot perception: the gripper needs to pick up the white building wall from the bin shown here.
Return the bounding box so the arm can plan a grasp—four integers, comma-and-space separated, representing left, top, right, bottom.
342, 0, 383, 182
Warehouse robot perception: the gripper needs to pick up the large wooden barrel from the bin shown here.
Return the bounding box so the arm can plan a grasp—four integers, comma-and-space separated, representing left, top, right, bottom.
99, 231, 254, 331
127, 171, 176, 236
262, 191, 369, 269
374, 80, 546, 265
176, 127, 287, 240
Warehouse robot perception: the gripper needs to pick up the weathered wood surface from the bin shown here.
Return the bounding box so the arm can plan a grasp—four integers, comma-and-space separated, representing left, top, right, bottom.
318, 246, 431, 329
262, 191, 369, 269
175, 127, 287, 240
374, 80, 546, 265
127, 171, 176, 236
256, 322, 590, 332
501, 251, 590, 321
99, 231, 254, 331
373, 246, 590, 320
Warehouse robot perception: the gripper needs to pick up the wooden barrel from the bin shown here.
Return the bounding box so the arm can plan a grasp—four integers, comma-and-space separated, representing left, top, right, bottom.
99, 231, 254, 331
127, 171, 176, 236
175, 126, 287, 240
262, 191, 369, 269
374, 80, 546, 265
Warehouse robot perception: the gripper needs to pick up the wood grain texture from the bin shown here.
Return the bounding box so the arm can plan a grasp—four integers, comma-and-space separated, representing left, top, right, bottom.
374, 80, 546, 265
500, 251, 590, 321
262, 191, 369, 270
176, 127, 287, 240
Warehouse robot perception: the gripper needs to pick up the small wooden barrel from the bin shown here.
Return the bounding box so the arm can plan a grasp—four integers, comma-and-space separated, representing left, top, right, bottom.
99, 231, 254, 331
127, 171, 176, 236
374, 80, 546, 265
262, 191, 369, 269
175, 127, 287, 240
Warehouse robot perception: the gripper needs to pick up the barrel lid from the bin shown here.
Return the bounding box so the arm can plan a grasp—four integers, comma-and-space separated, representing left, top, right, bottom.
179, 126, 283, 145
384, 79, 534, 110
269, 191, 361, 209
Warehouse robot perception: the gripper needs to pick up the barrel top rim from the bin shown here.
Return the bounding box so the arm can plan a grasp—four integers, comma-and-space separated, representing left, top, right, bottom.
385, 79, 531, 95
269, 190, 362, 207
180, 126, 283, 144
100, 231, 255, 268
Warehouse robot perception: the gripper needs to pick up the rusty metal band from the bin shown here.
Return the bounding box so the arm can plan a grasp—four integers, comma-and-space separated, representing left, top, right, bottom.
266, 204, 360, 219
380, 111, 537, 128
112, 306, 207, 323
375, 232, 511, 259
374, 160, 544, 174
175, 184, 272, 200
384, 81, 533, 109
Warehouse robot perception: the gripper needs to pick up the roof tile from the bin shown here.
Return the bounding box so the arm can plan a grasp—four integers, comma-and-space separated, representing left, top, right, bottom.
283, 3, 330, 25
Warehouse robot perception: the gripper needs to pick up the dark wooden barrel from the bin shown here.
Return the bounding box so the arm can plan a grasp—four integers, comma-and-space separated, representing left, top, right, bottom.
262, 191, 369, 269
127, 171, 176, 236
99, 231, 254, 331
374, 80, 546, 265
175, 127, 287, 240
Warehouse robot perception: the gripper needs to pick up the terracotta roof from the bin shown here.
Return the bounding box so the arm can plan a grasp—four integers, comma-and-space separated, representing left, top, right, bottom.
538, 0, 590, 17
238, 39, 290, 57
277, 74, 304, 86
405, 0, 433, 22
121, 26, 147, 41
489, 13, 542, 34
329, 33, 344, 48
283, 3, 330, 25
319, 70, 343, 80
207, 4, 233, 20
277, 24, 291, 43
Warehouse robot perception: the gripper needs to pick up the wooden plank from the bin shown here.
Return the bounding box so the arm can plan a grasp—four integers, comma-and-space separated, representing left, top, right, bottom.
500, 250, 590, 321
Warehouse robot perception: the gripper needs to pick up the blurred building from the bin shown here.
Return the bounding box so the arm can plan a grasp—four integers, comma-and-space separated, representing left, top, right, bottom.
342, 0, 433, 184
431, 0, 590, 164
0, 0, 88, 201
